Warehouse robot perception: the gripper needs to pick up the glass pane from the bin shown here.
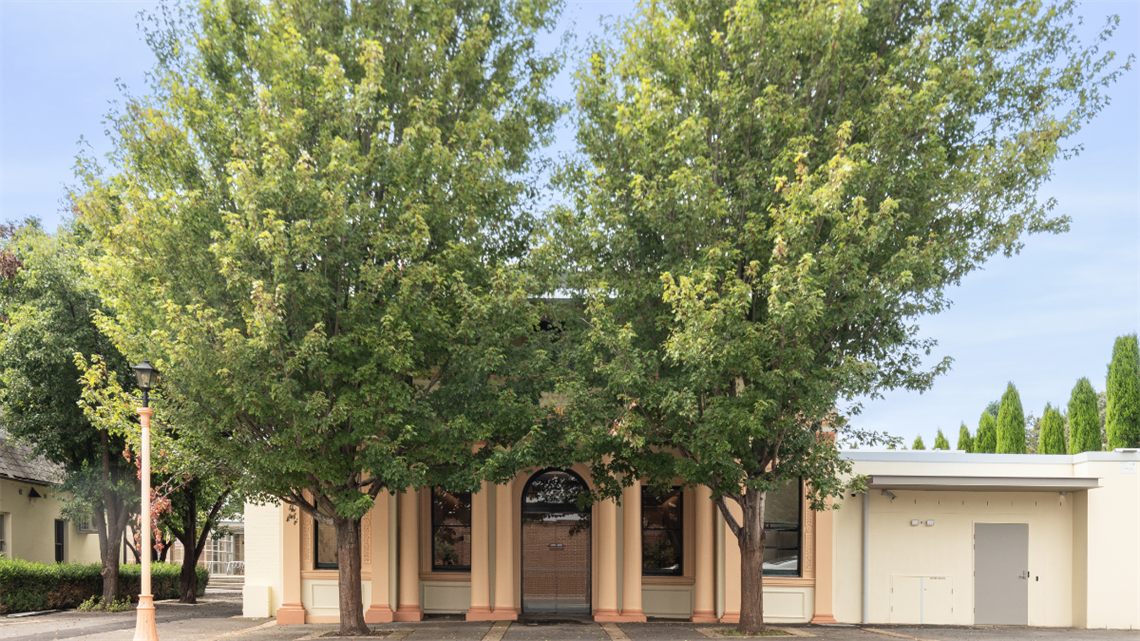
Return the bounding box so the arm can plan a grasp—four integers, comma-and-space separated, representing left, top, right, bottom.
762, 479, 800, 577
642, 488, 683, 530
432, 488, 471, 527
643, 529, 682, 574
316, 521, 338, 568
433, 525, 471, 568
764, 480, 800, 528
524, 471, 588, 509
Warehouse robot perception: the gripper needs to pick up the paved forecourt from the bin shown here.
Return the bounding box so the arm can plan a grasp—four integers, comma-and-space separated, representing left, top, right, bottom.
3, 600, 1139, 641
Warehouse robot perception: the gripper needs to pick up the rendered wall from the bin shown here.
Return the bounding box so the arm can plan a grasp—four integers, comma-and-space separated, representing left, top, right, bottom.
243, 502, 283, 618
1075, 455, 1139, 630
831, 451, 1140, 630
833, 489, 1073, 626
0, 478, 100, 564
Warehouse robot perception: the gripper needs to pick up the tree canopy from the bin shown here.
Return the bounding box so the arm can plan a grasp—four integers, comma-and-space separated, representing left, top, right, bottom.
957, 423, 973, 452
0, 222, 138, 604
1039, 403, 1066, 454
1106, 334, 1140, 449
1068, 377, 1102, 454
997, 383, 1027, 453
76, 0, 565, 633
549, 0, 1126, 632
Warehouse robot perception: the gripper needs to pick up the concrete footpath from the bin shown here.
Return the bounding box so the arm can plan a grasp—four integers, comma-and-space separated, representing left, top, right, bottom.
1, 597, 1136, 641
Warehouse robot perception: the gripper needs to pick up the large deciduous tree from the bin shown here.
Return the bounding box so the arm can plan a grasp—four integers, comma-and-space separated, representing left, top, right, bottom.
1105, 334, 1140, 449
1069, 378, 1102, 454
77, 0, 563, 633
997, 383, 1027, 454
552, 0, 1125, 632
0, 223, 138, 606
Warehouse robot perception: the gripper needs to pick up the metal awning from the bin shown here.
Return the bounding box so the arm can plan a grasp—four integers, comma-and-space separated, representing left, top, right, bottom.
866, 475, 1100, 492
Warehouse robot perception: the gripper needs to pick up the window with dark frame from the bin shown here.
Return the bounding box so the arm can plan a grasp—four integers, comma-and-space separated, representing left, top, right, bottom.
431, 488, 472, 571
762, 479, 802, 577
54, 519, 65, 563
642, 486, 683, 576
314, 519, 338, 569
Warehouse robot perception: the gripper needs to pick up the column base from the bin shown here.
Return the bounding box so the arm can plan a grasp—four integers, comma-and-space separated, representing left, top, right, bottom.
810, 613, 838, 624
489, 606, 519, 620
133, 594, 158, 641
276, 602, 307, 625
593, 609, 624, 622
465, 606, 498, 621
365, 606, 395, 623
691, 610, 719, 623
393, 605, 424, 622
717, 612, 739, 624
610, 609, 646, 622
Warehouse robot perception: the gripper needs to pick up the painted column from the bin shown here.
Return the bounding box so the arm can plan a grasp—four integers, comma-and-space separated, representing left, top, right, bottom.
365, 492, 394, 623
692, 486, 719, 622
467, 482, 494, 620
720, 497, 743, 624
810, 499, 837, 623
493, 482, 519, 619
395, 489, 424, 621
621, 483, 646, 621
277, 505, 307, 624
594, 496, 621, 621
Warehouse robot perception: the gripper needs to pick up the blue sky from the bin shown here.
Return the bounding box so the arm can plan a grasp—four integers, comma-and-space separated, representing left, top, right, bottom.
1, 0, 1137, 445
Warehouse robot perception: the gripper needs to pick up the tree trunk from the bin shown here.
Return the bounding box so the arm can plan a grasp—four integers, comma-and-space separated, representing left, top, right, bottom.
96, 427, 132, 605
181, 489, 199, 603
179, 553, 199, 604
334, 516, 370, 636
737, 488, 768, 635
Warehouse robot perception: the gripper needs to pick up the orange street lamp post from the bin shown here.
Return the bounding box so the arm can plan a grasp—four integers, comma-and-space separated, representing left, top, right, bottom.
133, 360, 160, 641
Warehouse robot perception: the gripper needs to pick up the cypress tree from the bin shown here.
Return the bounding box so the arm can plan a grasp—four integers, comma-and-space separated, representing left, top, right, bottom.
933, 429, 950, 450
1068, 377, 1102, 453
976, 412, 998, 453
957, 423, 973, 452
997, 383, 1027, 453
912, 436, 926, 450
1039, 404, 1066, 454
1106, 334, 1140, 449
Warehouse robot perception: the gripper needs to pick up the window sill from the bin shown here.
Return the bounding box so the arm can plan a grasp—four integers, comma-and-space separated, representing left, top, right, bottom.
420, 571, 471, 582
642, 575, 694, 586
301, 570, 373, 580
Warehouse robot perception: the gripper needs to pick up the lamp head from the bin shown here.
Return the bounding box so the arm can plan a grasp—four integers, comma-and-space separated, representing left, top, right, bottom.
133, 360, 160, 392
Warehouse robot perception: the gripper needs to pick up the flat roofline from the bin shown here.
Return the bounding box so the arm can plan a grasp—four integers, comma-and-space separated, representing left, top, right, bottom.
841, 450, 1140, 464
867, 474, 1100, 492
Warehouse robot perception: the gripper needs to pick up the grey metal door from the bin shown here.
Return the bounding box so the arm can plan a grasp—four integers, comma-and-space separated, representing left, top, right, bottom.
974, 523, 1028, 625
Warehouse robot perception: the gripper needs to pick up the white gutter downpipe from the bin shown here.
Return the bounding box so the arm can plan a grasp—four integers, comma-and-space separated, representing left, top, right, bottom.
862, 491, 870, 624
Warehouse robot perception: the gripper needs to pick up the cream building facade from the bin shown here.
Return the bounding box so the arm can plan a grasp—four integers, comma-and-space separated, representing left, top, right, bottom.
243, 450, 1139, 629
0, 430, 102, 565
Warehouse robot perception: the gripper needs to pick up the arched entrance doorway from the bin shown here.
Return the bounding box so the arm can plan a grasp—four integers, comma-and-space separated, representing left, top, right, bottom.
521, 469, 591, 615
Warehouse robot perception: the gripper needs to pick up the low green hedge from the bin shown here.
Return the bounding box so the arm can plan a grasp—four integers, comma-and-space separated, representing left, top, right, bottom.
0, 560, 209, 614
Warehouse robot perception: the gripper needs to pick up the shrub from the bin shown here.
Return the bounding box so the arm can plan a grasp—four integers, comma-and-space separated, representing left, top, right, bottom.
933, 429, 950, 450
957, 423, 973, 452
997, 383, 1027, 453
1106, 334, 1140, 449
975, 412, 998, 453
0, 559, 208, 614
1039, 404, 1066, 454
1069, 377, 1102, 454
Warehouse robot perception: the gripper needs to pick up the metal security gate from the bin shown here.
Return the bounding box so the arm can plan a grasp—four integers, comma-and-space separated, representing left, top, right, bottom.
521, 469, 591, 615
974, 523, 1029, 625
